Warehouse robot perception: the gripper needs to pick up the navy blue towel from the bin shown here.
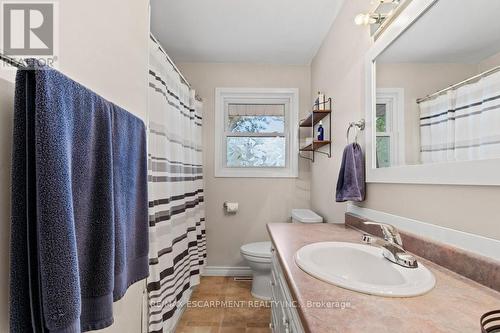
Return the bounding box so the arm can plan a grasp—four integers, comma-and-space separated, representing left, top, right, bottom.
336, 143, 366, 202
10, 64, 40, 333
10, 61, 149, 332
111, 107, 149, 301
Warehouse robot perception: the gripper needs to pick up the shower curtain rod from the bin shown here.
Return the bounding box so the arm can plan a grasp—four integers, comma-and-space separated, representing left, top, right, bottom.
149, 33, 191, 88
149, 33, 202, 102
417, 65, 500, 104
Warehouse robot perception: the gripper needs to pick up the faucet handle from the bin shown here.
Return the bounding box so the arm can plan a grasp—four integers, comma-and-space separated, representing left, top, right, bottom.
362, 233, 375, 244
362, 221, 403, 247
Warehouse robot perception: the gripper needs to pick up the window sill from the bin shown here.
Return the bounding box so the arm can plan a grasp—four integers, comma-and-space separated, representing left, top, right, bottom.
215, 168, 298, 178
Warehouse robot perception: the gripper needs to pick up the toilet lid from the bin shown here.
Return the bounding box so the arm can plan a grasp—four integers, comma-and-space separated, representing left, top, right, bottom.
291, 209, 323, 223
241, 241, 272, 258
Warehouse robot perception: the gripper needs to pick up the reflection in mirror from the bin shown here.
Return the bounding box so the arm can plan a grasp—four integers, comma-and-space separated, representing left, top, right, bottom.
376, 103, 391, 167
374, 0, 500, 168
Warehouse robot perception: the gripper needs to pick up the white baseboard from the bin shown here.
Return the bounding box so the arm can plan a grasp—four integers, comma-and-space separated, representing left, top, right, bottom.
347, 204, 500, 261
203, 266, 252, 276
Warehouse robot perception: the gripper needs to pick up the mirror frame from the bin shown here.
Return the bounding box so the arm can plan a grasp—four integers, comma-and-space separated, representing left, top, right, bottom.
365, 0, 500, 186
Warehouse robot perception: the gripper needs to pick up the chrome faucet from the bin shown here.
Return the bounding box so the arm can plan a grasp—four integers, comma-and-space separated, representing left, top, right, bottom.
361, 221, 418, 268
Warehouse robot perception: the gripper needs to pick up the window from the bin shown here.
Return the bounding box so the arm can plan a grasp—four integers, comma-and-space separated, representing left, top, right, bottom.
215, 88, 299, 177
376, 88, 405, 168
376, 102, 392, 168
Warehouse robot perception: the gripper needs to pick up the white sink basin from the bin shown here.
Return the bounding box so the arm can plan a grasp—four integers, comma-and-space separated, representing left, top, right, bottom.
295, 241, 435, 297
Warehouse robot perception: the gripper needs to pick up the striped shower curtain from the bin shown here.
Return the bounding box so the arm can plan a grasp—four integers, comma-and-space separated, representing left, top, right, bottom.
146, 37, 206, 333
420, 70, 500, 163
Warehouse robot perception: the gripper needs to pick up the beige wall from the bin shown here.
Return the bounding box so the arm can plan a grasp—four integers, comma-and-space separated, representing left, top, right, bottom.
480, 50, 500, 71
310, 0, 500, 241
0, 0, 150, 331
178, 63, 311, 267
309, 0, 372, 224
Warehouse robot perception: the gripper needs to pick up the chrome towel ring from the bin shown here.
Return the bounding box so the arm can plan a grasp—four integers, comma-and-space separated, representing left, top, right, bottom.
346, 119, 366, 144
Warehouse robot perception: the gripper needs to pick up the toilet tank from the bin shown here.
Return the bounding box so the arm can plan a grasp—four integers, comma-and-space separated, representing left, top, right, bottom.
291, 209, 323, 223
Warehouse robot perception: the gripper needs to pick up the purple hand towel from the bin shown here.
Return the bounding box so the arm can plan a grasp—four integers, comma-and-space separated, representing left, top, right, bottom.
336, 143, 365, 202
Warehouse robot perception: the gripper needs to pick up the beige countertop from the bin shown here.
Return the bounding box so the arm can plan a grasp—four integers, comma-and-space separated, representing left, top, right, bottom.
267, 223, 500, 333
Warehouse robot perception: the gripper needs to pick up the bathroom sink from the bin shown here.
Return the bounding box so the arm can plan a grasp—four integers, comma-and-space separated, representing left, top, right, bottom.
294, 241, 435, 297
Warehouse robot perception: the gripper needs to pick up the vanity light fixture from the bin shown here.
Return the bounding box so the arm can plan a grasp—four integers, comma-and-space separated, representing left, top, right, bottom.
356, 0, 400, 27
354, 13, 387, 26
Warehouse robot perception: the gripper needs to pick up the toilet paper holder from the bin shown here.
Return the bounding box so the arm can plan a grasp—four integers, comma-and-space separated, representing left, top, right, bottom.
223, 201, 238, 214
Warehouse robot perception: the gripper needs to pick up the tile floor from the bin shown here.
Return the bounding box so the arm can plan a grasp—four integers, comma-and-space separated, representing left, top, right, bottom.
176, 276, 272, 333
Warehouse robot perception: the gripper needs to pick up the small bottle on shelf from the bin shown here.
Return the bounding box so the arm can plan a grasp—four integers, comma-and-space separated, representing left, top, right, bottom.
317, 121, 324, 141
317, 91, 325, 110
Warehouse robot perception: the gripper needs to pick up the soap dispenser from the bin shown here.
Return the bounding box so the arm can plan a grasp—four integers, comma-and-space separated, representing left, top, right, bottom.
317, 121, 324, 141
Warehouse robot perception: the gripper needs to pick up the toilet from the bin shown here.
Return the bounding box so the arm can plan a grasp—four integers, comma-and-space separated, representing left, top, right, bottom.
240, 209, 323, 300
240, 242, 273, 300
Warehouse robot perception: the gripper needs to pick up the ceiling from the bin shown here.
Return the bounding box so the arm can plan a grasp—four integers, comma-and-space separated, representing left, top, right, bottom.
378, 0, 500, 64
150, 0, 344, 65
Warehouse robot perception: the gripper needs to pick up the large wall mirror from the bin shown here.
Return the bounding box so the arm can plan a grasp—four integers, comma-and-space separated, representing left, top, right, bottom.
365, 0, 500, 185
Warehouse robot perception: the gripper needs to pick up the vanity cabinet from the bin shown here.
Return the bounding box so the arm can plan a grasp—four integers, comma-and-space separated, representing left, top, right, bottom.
270, 247, 305, 333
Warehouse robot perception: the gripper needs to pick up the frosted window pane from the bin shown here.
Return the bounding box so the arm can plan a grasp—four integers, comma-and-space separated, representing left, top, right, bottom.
376, 136, 391, 168
227, 137, 285, 167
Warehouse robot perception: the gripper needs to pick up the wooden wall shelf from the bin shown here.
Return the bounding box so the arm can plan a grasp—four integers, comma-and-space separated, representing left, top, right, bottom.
298, 97, 332, 162
299, 110, 331, 127
299, 140, 331, 151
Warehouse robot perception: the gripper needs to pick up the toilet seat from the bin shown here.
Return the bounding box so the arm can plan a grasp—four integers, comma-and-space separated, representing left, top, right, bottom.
240, 241, 272, 259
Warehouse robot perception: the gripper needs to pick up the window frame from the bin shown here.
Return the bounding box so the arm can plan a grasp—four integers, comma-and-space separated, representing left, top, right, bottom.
215, 88, 299, 178
376, 99, 395, 167
224, 98, 289, 168
376, 88, 405, 166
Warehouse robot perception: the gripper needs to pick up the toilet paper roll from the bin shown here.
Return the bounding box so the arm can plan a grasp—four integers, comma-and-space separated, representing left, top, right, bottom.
224, 202, 238, 213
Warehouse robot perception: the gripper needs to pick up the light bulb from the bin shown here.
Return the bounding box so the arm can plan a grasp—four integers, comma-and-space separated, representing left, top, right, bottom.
354, 13, 367, 25
354, 13, 375, 25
